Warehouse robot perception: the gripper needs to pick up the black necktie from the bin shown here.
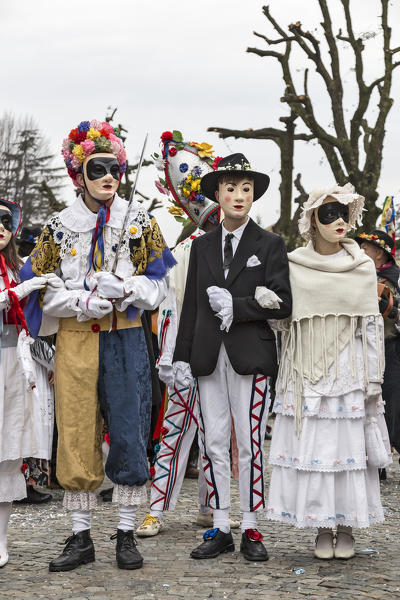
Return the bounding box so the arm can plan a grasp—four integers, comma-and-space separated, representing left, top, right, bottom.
223, 233, 234, 271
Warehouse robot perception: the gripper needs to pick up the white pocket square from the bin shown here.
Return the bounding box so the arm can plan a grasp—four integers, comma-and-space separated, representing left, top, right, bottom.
246, 255, 261, 267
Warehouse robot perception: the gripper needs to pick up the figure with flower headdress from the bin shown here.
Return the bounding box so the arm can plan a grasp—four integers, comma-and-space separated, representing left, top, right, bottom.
136, 131, 241, 537
0, 199, 54, 568
355, 228, 400, 475
265, 183, 391, 560
172, 152, 292, 561
20, 120, 175, 571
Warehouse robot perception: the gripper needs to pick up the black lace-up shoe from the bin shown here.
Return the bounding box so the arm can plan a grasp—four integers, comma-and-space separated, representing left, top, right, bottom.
112, 529, 143, 570
240, 529, 269, 561
49, 530, 95, 572
190, 528, 234, 559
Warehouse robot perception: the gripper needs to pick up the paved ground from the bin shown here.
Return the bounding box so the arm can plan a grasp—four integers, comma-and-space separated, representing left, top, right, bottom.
3, 444, 400, 600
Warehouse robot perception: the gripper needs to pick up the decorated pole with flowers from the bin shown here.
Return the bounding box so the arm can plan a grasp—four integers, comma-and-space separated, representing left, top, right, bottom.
111, 133, 148, 273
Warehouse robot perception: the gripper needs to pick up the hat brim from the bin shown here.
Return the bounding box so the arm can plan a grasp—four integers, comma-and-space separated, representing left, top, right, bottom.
355, 236, 395, 261
201, 170, 270, 202
0, 199, 22, 237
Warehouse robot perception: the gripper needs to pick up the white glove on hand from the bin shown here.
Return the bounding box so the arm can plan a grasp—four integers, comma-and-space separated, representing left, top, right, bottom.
207, 286, 233, 332
91, 272, 125, 299
255, 286, 282, 309
207, 286, 231, 313
173, 361, 194, 389
77, 291, 113, 320
157, 363, 175, 388
14, 277, 47, 300
43, 272, 64, 288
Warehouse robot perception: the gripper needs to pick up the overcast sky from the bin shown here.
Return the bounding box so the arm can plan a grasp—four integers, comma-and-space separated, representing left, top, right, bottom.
1, 0, 399, 244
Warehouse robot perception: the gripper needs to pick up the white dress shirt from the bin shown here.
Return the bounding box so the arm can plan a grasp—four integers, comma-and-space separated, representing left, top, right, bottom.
221, 218, 250, 278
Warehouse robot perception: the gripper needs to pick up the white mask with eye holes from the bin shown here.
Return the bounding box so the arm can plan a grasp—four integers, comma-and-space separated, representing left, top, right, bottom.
314, 198, 350, 244
0, 207, 13, 251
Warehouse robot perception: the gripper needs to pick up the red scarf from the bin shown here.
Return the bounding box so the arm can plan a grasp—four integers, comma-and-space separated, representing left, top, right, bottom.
0, 253, 28, 333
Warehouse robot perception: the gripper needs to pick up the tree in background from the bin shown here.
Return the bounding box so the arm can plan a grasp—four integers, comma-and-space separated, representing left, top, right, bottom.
210, 0, 400, 235
0, 112, 65, 226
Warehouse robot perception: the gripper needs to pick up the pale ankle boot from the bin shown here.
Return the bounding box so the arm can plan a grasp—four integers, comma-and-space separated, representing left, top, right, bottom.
334, 525, 355, 559
314, 528, 334, 560
0, 502, 12, 567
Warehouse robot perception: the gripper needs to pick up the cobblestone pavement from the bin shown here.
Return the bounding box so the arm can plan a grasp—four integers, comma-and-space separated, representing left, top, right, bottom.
3, 443, 400, 600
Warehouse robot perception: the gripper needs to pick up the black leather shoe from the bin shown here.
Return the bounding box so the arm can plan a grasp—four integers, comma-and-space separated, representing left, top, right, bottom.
190, 528, 234, 559
240, 529, 269, 561
15, 485, 53, 504
49, 530, 95, 572
99, 487, 113, 502
112, 529, 143, 570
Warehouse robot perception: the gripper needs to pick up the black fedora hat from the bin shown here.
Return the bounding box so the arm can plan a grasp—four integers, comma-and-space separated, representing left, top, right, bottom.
355, 229, 395, 261
200, 153, 270, 202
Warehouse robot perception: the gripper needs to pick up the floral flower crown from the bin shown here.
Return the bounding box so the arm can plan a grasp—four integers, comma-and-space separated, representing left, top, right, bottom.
62, 120, 127, 188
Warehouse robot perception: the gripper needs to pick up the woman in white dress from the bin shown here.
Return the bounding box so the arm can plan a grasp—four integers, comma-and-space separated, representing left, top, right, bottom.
0, 198, 52, 568
265, 184, 391, 560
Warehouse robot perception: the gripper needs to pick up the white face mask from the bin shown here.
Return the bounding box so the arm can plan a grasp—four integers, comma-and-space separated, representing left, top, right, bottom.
314, 198, 350, 244
82, 153, 120, 203
215, 179, 254, 222
0, 207, 13, 251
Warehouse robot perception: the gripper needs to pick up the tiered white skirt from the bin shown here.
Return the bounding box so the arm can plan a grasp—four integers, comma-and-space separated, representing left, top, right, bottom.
266, 389, 386, 529
0, 346, 54, 501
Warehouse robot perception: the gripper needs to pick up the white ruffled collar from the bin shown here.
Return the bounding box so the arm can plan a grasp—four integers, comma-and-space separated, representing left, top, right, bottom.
59, 194, 139, 233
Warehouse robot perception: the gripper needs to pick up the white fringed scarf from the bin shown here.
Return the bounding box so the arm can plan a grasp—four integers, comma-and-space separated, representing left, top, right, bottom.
278, 238, 384, 434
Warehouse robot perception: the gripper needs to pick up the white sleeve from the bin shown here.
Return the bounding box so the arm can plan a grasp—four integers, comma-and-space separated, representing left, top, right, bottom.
42, 283, 82, 318
117, 275, 168, 312
366, 315, 385, 383
156, 286, 178, 367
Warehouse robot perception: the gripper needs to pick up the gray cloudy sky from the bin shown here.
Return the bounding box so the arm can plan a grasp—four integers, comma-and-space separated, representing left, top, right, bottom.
1, 0, 399, 243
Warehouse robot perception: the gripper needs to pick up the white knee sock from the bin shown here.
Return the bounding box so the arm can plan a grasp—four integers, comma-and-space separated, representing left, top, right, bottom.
241, 511, 257, 533
213, 508, 230, 533
118, 505, 137, 532
71, 509, 91, 534
149, 509, 163, 519
0, 502, 12, 554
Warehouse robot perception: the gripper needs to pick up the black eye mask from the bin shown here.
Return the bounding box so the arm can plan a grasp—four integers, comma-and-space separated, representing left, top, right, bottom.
317, 201, 349, 225
85, 157, 120, 181
0, 209, 12, 232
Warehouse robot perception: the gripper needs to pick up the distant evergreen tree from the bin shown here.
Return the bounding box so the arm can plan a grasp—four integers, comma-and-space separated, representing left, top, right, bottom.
0, 112, 66, 226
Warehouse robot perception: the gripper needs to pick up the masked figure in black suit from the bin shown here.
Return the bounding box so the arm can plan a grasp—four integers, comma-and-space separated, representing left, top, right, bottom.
173, 154, 292, 561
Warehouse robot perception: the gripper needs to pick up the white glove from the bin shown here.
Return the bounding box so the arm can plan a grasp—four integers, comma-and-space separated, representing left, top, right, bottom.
207, 286, 231, 313
77, 291, 113, 320
157, 363, 175, 388
173, 361, 194, 389
90, 271, 125, 299
255, 286, 282, 309
43, 272, 64, 288
207, 286, 233, 332
14, 277, 47, 300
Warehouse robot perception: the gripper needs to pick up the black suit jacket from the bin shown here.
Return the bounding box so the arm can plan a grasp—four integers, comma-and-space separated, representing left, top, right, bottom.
173, 219, 292, 377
